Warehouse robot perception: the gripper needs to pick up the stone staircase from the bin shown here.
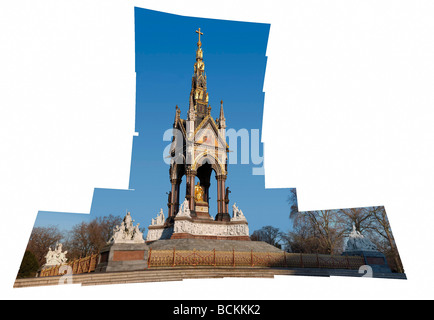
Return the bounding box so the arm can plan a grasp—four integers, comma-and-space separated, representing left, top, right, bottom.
13, 266, 406, 288
13, 267, 292, 288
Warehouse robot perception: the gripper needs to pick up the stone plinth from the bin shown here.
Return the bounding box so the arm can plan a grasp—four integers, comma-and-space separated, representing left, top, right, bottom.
342, 224, 391, 273
146, 218, 250, 242
146, 225, 174, 242
194, 202, 213, 220
146, 200, 250, 242
171, 216, 250, 241
342, 250, 391, 273
95, 243, 149, 273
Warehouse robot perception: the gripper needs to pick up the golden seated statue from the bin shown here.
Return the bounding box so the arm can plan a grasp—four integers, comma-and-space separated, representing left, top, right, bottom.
194, 182, 206, 203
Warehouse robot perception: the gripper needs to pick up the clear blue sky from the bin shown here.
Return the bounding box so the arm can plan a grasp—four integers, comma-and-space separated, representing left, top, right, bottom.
34, 8, 296, 235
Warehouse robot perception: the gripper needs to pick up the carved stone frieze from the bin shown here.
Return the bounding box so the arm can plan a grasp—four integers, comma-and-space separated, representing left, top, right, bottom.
146, 226, 174, 242
173, 219, 249, 237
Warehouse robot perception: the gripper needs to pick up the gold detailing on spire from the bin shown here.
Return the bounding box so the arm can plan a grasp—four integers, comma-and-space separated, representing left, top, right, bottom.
191, 28, 209, 119
196, 28, 203, 47
219, 100, 226, 129
195, 28, 204, 64
174, 105, 181, 127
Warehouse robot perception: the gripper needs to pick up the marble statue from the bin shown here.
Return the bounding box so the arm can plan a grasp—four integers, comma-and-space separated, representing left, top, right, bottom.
231, 203, 247, 221
108, 212, 145, 244
45, 242, 68, 266
342, 223, 392, 273
344, 224, 378, 252
151, 209, 165, 226
194, 182, 205, 203
177, 199, 192, 217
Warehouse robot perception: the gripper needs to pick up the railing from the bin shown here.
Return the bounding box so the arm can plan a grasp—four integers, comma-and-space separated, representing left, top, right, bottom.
39, 253, 100, 277
38, 249, 365, 277
148, 248, 365, 270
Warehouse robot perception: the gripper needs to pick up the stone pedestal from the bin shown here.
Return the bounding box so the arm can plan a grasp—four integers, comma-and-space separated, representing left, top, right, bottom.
146, 200, 250, 242
146, 225, 174, 242
342, 250, 391, 273
194, 201, 212, 220
146, 219, 250, 242
95, 243, 149, 273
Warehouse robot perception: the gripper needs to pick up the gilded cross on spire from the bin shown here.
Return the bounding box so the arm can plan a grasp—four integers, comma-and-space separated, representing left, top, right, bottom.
196, 28, 203, 46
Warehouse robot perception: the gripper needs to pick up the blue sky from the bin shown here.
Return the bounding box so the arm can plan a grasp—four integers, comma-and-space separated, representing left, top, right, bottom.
33, 8, 296, 235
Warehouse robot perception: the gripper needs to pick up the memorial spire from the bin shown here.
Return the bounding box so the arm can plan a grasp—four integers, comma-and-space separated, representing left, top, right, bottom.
190, 27, 209, 121
218, 100, 226, 129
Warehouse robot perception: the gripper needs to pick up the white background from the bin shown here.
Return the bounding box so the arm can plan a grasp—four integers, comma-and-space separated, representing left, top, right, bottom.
1, 0, 433, 299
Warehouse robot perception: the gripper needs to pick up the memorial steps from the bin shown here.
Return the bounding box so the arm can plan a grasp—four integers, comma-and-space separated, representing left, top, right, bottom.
13, 266, 405, 288
12, 268, 328, 288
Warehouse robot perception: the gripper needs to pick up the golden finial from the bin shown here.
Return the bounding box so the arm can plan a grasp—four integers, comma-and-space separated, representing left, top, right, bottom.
196, 28, 203, 46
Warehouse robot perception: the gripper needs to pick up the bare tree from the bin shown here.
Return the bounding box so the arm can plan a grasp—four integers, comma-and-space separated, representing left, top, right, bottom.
26, 226, 63, 267
291, 209, 347, 254
251, 225, 282, 248
339, 207, 375, 234
368, 206, 404, 273
65, 221, 93, 259
64, 214, 123, 259
282, 223, 321, 253
97, 215, 123, 243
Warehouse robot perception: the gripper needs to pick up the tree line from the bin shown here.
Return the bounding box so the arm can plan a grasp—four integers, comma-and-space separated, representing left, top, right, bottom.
251, 204, 404, 273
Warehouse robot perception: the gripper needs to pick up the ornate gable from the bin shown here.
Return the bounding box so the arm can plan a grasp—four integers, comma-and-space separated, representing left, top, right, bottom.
194, 115, 228, 150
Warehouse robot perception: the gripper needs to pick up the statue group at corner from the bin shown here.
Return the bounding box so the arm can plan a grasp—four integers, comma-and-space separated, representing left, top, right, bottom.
108, 211, 145, 244
44, 242, 68, 267
344, 223, 379, 252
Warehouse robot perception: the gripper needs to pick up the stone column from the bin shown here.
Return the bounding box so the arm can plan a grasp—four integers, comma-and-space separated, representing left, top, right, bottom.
215, 175, 230, 221
216, 175, 221, 214
174, 178, 181, 215
186, 170, 196, 213
168, 179, 176, 217
168, 178, 181, 217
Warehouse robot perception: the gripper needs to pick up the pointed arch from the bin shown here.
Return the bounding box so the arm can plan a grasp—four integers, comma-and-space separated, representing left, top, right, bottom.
192, 152, 225, 176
